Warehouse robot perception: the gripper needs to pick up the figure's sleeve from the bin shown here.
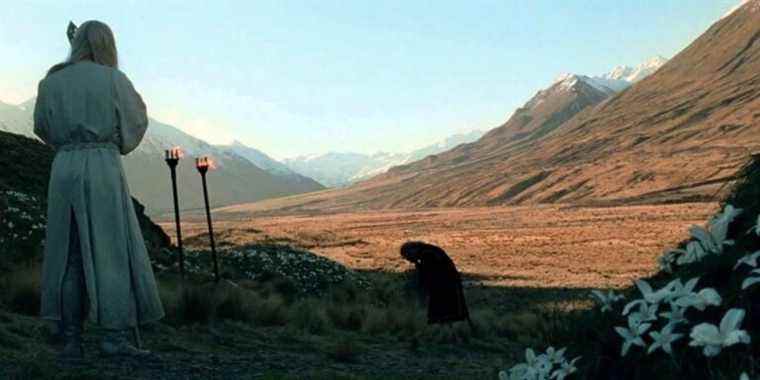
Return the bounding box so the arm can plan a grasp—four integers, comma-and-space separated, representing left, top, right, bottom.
33, 81, 50, 144
113, 70, 148, 155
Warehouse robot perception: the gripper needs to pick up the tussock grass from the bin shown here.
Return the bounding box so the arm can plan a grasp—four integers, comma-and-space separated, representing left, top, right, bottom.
328, 337, 363, 363
252, 294, 290, 327
150, 269, 522, 348
289, 299, 330, 334
0, 248, 521, 379
0, 263, 41, 316
326, 303, 365, 331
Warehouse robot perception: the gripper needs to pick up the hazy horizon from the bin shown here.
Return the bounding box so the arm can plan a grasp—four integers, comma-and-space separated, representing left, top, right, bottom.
0, 1, 742, 159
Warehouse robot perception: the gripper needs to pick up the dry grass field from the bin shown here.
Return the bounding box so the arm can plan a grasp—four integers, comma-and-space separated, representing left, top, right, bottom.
161, 202, 717, 290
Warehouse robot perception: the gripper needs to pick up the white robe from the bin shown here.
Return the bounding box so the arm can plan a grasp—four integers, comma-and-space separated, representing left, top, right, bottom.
34, 61, 164, 329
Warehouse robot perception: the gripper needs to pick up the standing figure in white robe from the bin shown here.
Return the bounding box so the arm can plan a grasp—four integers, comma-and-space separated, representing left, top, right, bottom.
34, 20, 164, 359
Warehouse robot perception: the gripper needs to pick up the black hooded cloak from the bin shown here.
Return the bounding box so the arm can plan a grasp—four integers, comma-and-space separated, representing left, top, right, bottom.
401, 241, 470, 325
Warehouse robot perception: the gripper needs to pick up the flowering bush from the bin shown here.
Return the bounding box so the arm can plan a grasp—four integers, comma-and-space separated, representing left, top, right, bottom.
0, 190, 46, 267
157, 243, 367, 295
501, 199, 760, 379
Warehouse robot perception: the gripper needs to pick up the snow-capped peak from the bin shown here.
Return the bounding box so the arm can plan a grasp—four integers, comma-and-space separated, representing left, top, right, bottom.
545, 56, 668, 99
557, 75, 579, 91
598, 56, 667, 83
551, 73, 615, 95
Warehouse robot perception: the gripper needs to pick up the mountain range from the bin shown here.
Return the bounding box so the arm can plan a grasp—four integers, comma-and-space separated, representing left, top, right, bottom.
280, 57, 667, 189
282, 130, 485, 187
0, 100, 324, 215
219, 0, 760, 214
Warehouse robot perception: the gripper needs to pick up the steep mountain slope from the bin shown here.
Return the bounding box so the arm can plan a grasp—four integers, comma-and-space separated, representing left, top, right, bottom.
283, 130, 485, 187
0, 103, 324, 214
375, 2, 760, 208
232, 2, 760, 214
476, 74, 614, 147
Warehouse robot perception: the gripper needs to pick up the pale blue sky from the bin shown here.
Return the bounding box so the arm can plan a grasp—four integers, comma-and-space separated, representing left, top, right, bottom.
0, 1, 740, 158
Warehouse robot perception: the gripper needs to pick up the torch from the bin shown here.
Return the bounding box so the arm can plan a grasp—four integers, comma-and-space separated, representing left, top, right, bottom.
164, 147, 186, 281
195, 156, 220, 283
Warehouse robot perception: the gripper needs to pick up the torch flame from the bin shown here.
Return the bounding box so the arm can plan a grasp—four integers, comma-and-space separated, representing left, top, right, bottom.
171, 146, 184, 159
196, 156, 217, 171
165, 146, 184, 160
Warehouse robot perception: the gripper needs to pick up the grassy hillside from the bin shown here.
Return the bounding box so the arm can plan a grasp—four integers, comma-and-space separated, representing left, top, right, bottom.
0, 130, 170, 263
0, 131, 531, 379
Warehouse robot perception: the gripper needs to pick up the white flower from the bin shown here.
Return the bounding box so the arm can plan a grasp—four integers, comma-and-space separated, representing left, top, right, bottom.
623, 280, 674, 315
689, 222, 735, 256
508, 360, 539, 379
629, 302, 659, 323
648, 324, 683, 355
550, 357, 580, 380
502, 347, 578, 380
741, 269, 760, 290
674, 288, 722, 311
735, 251, 760, 270
591, 290, 623, 312
544, 346, 567, 364
615, 318, 651, 357
658, 250, 678, 273
535, 356, 553, 376
668, 278, 700, 301
748, 215, 760, 236
676, 241, 708, 265
709, 204, 742, 241
660, 303, 687, 327
689, 308, 751, 357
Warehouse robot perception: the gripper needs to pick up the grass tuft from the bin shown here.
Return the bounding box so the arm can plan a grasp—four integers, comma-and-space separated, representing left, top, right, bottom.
0, 264, 41, 316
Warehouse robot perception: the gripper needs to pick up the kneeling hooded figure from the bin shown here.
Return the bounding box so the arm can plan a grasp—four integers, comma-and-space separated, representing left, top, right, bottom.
400, 241, 471, 325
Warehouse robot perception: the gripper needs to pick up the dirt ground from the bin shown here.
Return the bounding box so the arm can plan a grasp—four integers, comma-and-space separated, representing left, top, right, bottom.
161, 202, 716, 290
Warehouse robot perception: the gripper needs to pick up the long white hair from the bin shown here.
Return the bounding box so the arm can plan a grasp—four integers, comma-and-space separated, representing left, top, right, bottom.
48, 20, 118, 76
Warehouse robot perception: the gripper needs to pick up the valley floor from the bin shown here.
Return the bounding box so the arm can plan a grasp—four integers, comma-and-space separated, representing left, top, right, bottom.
1, 203, 719, 379
167, 203, 716, 289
